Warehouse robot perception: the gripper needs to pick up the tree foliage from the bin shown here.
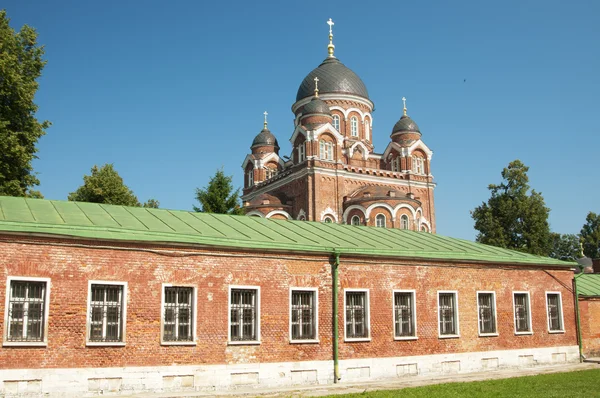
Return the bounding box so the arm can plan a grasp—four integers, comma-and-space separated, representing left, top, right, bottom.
0, 10, 50, 197
194, 169, 243, 215
471, 160, 551, 256
549, 233, 581, 261
68, 164, 158, 208
580, 212, 600, 259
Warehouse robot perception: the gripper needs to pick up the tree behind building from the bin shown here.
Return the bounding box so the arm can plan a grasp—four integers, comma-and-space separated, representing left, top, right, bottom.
194, 169, 243, 215
581, 212, 600, 259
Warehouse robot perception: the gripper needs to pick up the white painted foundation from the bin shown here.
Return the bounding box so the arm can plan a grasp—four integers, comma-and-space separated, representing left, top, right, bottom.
0, 345, 579, 396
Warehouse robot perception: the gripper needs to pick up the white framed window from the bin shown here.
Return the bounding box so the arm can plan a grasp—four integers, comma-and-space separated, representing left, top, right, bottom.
229, 286, 260, 344
87, 281, 127, 346
332, 115, 340, 131
265, 167, 278, 180
298, 141, 306, 163
546, 292, 564, 333
438, 291, 459, 338
161, 284, 197, 345
344, 289, 370, 341
391, 157, 400, 172
351, 215, 361, 226
4, 277, 50, 346
393, 290, 417, 340
319, 140, 333, 161
513, 291, 532, 334
413, 157, 425, 174
289, 288, 318, 343
400, 215, 409, 230
477, 291, 498, 336
247, 170, 254, 187
375, 214, 386, 228
350, 116, 358, 137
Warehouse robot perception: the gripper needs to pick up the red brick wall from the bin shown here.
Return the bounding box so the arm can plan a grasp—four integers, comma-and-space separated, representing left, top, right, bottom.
579, 297, 600, 357
0, 236, 576, 369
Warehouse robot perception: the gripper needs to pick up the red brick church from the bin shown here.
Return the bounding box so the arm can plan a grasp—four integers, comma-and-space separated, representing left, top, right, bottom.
242, 19, 435, 232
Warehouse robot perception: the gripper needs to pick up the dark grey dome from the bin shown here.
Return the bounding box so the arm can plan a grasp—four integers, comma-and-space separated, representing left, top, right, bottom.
303, 97, 331, 116
392, 115, 421, 134
251, 128, 279, 149
296, 57, 369, 102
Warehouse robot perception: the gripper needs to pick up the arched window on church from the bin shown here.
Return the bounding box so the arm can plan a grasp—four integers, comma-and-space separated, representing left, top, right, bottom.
376, 214, 386, 228
350, 117, 358, 137
364, 120, 370, 141
351, 215, 361, 226
319, 140, 334, 161
400, 215, 409, 230
247, 170, 254, 187
421, 225, 428, 232
413, 157, 425, 175
323, 216, 333, 223
332, 115, 340, 131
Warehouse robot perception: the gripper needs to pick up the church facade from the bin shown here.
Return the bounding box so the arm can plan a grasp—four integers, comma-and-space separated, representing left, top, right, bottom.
242, 21, 436, 232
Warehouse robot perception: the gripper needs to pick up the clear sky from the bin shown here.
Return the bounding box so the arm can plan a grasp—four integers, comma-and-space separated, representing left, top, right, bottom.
3, 0, 599, 240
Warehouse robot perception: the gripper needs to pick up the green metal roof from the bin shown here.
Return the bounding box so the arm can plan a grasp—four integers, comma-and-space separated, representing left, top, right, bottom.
0, 196, 575, 267
577, 274, 600, 297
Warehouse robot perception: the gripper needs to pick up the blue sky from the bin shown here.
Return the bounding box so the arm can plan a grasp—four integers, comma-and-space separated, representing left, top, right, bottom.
3, 0, 599, 240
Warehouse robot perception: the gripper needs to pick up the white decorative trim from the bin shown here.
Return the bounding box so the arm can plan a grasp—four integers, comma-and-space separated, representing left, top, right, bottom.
297, 209, 306, 221
289, 125, 308, 145
265, 210, 292, 220
407, 139, 434, 160
343, 288, 371, 342
292, 93, 374, 113
241, 154, 256, 171
86, 280, 128, 347
312, 123, 344, 144
364, 203, 394, 220
476, 291, 499, 337
392, 203, 417, 219
320, 206, 339, 223
348, 141, 369, 160
289, 287, 319, 344
160, 284, 198, 346
392, 289, 417, 340
245, 211, 265, 218
258, 152, 285, 169
228, 285, 261, 345
342, 205, 367, 224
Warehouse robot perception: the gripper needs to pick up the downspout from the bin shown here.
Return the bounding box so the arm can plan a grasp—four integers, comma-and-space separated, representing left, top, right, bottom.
332, 250, 341, 382
574, 272, 585, 361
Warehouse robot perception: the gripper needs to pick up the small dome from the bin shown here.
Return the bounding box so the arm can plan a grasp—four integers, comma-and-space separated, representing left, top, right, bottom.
251, 128, 280, 150
296, 57, 369, 102
303, 97, 332, 116
392, 115, 421, 134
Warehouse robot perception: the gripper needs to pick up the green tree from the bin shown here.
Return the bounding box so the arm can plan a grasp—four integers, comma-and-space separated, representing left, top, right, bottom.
194, 169, 243, 215
549, 233, 581, 261
142, 198, 160, 209
580, 212, 600, 259
471, 160, 551, 256
68, 164, 141, 206
0, 10, 50, 197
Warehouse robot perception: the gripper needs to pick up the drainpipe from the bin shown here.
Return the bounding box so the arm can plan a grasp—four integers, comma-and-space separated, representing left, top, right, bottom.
574, 272, 585, 362
332, 250, 341, 382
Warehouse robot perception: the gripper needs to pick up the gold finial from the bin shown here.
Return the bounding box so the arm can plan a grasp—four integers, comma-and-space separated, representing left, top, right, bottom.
263, 111, 268, 129
402, 96, 407, 116
327, 18, 335, 58
314, 77, 319, 98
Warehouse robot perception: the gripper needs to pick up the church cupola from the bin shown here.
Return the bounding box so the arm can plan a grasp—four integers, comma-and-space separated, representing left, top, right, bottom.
251, 111, 280, 155
299, 77, 333, 127
391, 97, 421, 145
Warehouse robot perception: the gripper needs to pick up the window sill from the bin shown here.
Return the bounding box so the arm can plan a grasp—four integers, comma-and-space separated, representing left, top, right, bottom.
290, 339, 320, 344
161, 341, 197, 346
228, 340, 261, 346
478, 333, 499, 337
344, 337, 371, 343
548, 330, 565, 334
394, 336, 418, 341
515, 331, 533, 335
86, 342, 126, 347
3, 341, 47, 347
438, 334, 460, 339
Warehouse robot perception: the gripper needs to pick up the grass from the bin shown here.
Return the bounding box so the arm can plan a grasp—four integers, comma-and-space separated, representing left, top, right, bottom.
332, 369, 600, 398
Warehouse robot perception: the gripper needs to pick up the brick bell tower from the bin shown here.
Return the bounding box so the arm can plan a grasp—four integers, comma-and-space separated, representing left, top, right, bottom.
241, 19, 436, 232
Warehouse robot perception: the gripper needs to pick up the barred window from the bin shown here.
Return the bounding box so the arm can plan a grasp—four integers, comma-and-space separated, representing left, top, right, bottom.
291, 290, 317, 340
332, 115, 340, 131
163, 286, 194, 342
478, 292, 497, 335
513, 293, 531, 333
230, 288, 258, 342
6, 280, 48, 343
438, 292, 458, 336
345, 291, 369, 339
394, 291, 415, 338
547, 293, 564, 332
89, 283, 125, 343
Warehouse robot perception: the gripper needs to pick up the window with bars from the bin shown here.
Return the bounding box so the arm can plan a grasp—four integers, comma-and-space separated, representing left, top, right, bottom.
478, 292, 497, 335
394, 291, 415, 338
345, 291, 369, 339
332, 115, 340, 131
400, 215, 409, 230
546, 293, 563, 332
89, 283, 125, 343
350, 117, 358, 137
230, 288, 258, 342
438, 292, 458, 336
351, 215, 361, 226
290, 290, 316, 340
6, 279, 47, 343
375, 214, 386, 228
163, 286, 194, 342
513, 292, 531, 333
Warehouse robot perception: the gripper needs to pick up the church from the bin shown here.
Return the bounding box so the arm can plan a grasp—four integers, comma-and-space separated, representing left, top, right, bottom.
242, 19, 435, 232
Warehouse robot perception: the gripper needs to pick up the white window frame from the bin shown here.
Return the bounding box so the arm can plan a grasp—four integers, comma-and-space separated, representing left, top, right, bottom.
400, 214, 409, 230
298, 141, 306, 163
351, 215, 361, 226
228, 285, 261, 345
391, 157, 400, 172
375, 214, 386, 228
512, 291, 533, 335
437, 291, 460, 338
350, 116, 358, 137
3, 276, 51, 347
343, 288, 371, 342
265, 167, 277, 180
160, 284, 197, 346
392, 289, 417, 340
289, 287, 319, 344
413, 157, 424, 174
476, 291, 498, 337
332, 115, 340, 131
545, 291, 565, 333
319, 140, 333, 161
247, 170, 254, 186
86, 280, 127, 346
